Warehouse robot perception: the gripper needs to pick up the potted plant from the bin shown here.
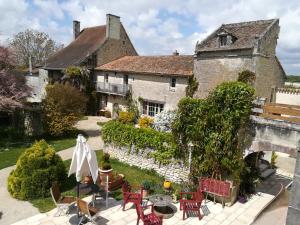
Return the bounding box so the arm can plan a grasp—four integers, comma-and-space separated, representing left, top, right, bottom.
99, 153, 113, 185
142, 180, 151, 198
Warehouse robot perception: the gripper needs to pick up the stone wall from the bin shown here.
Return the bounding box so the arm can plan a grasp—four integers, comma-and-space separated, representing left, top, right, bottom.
104, 144, 189, 183
96, 71, 188, 113
97, 24, 137, 66
193, 53, 254, 98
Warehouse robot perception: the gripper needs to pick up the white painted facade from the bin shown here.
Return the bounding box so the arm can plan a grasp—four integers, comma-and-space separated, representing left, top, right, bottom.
96, 71, 188, 116
276, 89, 300, 106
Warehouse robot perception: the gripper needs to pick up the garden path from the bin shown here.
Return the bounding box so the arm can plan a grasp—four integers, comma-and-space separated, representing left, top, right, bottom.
0, 116, 106, 225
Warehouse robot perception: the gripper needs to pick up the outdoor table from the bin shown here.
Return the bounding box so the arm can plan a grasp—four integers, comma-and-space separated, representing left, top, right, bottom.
148, 194, 176, 219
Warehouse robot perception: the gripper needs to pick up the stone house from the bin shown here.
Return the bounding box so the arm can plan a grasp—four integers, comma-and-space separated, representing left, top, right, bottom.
94, 54, 193, 117
194, 19, 286, 101
42, 14, 137, 82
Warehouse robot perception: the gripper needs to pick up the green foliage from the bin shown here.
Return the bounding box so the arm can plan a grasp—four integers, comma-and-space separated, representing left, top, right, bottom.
43, 84, 87, 136
237, 70, 256, 85
173, 81, 255, 183
271, 151, 278, 169
142, 180, 152, 190
118, 111, 135, 124
286, 75, 300, 82
64, 66, 81, 78
7, 140, 67, 200
102, 121, 175, 164
125, 90, 139, 120
100, 152, 112, 170
186, 75, 199, 97
138, 116, 154, 128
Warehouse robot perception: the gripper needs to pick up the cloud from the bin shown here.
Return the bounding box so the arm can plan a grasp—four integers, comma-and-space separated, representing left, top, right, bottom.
1, 0, 300, 74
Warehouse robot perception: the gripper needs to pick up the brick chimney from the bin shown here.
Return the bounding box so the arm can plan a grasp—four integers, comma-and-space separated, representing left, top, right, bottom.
73, 20, 80, 39
106, 14, 121, 40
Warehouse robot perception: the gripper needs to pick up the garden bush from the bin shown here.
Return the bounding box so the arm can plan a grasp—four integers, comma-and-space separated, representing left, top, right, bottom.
43, 83, 87, 136
138, 116, 153, 128
152, 110, 177, 132
118, 111, 135, 124
7, 140, 67, 200
102, 121, 176, 164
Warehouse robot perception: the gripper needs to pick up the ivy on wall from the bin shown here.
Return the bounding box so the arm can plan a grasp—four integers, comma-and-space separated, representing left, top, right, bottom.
102, 120, 176, 164
173, 81, 255, 183
185, 75, 199, 97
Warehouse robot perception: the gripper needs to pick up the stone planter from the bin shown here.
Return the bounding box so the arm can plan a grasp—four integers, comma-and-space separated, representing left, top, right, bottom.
99, 168, 113, 186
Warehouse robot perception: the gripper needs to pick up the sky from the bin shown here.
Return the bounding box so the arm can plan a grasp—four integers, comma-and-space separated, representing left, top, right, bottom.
0, 0, 300, 75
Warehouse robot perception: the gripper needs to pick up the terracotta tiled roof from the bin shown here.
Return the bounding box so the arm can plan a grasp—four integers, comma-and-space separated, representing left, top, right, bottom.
45, 25, 106, 69
196, 19, 278, 52
95, 55, 193, 77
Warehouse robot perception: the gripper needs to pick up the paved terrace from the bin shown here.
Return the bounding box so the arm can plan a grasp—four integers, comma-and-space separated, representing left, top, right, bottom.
12, 191, 274, 225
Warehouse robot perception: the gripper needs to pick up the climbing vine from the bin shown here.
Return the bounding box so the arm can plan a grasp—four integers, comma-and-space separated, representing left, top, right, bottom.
173, 81, 255, 183
185, 75, 199, 97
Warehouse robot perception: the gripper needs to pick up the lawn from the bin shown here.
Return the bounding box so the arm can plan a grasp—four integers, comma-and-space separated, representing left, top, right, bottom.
30, 150, 179, 213
0, 136, 76, 169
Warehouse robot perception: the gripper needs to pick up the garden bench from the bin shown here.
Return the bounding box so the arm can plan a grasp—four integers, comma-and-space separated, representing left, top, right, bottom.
199, 177, 231, 208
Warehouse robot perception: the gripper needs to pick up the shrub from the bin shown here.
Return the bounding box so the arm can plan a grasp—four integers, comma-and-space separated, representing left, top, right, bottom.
138, 116, 154, 128
118, 111, 135, 124
152, 111, 177, 132
7, 140, 67, 200
237, 70, 256, 85
42, 84, 87, 136
102, 121, 175, 164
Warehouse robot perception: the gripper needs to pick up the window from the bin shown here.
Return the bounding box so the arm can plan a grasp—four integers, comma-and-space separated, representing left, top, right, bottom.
124, 75, 128, 85
143, 101, 164, 117
105, 74, 109, 83
170, 78, 176, 88
220, 35, 227, 46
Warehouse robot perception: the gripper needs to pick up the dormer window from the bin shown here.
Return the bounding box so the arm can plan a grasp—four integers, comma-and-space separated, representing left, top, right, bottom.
220, 35, 227, 46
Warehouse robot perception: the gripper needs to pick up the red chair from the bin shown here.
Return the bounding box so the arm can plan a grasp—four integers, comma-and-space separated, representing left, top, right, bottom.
135, 203, 163, 225
121, 181, 143, 211
179, 188, 203, 220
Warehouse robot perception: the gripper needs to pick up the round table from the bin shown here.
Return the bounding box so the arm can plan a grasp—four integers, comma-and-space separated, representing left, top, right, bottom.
148, 194, 176, 219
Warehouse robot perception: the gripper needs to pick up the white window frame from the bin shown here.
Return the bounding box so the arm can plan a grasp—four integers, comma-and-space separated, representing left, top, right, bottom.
142, 100, 164, 117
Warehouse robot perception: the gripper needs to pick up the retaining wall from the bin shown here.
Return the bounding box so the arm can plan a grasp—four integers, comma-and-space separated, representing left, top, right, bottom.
104, 144, 189, 183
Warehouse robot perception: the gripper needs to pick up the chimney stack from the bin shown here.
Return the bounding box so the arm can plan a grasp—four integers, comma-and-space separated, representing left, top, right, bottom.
73, 20, 80, 39
106, 14, 121, 40
173, 50, 179, 56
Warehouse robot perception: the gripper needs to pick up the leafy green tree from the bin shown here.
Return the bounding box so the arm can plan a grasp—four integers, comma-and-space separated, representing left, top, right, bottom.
43, 83, 87, 136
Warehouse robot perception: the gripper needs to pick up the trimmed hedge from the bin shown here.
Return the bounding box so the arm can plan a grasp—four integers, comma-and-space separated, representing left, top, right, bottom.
102, 121, 175, 164
7, 140, 67, 200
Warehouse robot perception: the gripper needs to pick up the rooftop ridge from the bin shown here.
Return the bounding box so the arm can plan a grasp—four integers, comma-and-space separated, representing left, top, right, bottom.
222, 18, 277, 28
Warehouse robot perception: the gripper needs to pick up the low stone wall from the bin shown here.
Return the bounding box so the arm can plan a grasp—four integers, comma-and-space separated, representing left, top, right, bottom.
104, 144, 189, 183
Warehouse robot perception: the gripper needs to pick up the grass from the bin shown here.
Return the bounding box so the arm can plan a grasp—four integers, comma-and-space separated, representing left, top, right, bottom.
30, 150, 180, 213
0, 134, 77, 169
97, 121, 107, 127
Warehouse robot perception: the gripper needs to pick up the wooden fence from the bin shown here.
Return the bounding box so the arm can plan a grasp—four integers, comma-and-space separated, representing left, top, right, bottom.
261, 103, 300, 124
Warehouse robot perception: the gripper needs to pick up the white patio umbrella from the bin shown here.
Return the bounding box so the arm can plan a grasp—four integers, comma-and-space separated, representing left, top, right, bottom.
68, 134, 99, 217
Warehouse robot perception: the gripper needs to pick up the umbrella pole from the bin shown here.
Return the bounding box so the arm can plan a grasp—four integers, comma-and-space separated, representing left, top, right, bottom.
77, 182, 80, 218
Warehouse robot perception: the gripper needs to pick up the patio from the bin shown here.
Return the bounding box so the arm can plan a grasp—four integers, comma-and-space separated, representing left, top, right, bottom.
12, 190, 274, 225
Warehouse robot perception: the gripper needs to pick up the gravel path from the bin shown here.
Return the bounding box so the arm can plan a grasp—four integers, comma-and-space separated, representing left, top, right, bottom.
0, 116, 107, 225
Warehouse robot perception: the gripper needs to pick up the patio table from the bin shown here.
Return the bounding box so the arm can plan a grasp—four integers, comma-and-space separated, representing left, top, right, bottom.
148, 194, 176, 219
